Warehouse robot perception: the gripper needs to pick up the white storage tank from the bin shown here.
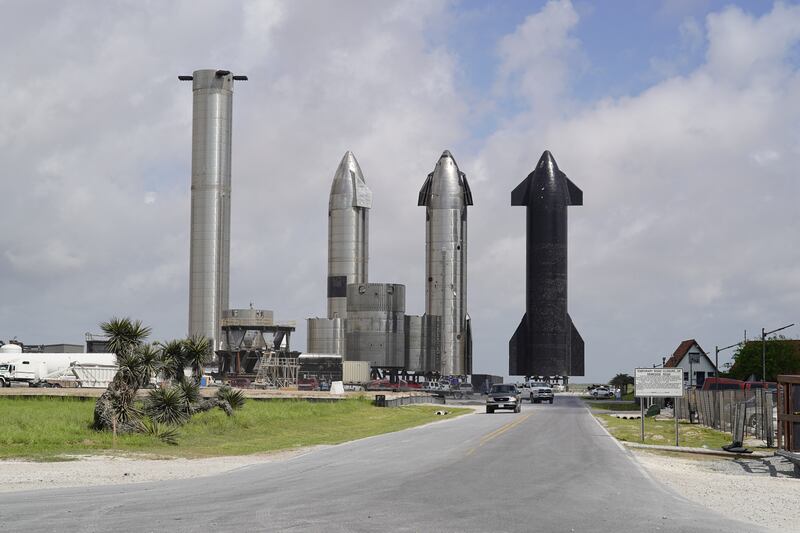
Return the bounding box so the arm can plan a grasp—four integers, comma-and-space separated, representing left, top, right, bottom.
0, 343, 23, 354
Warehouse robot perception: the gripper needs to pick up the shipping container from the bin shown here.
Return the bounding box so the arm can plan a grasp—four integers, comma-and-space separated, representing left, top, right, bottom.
343, 361, 371, 384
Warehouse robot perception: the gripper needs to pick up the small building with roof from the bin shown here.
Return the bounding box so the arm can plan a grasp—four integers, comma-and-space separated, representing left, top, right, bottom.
665, 339, 718, 388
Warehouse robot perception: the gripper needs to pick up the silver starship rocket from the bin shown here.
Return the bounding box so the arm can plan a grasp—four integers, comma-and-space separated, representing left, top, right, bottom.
419, 150, 473, 376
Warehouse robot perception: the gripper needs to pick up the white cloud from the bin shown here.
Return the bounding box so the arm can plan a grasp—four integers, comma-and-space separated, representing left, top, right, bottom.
494, 0, 581, 116
473, 1, 800, 378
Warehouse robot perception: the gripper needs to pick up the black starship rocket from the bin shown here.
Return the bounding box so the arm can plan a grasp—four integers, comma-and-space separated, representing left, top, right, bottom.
509, 150, 584, 377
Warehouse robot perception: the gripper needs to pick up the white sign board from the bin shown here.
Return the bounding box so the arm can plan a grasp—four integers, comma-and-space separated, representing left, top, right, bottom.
634, 368, 684, 398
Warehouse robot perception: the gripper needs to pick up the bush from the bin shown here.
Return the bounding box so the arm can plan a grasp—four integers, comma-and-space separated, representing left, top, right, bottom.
139, 417, 180, 445
216, 386, 246, 411
145, 387, 190, 426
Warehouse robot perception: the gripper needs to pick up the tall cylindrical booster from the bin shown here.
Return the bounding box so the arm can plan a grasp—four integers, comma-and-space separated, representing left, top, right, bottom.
327, 151, 371, 319
184, 69, 244, 351
418, 151, 473, 376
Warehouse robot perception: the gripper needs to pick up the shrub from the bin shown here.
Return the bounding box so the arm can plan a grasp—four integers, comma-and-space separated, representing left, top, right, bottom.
140, 417, 180, 445
145, 387, 190, 426
216, 386, 246, 411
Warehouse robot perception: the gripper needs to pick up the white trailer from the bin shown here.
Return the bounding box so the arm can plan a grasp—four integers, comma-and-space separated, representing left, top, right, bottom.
343, 361, 371, 386
0, 351, 117, 387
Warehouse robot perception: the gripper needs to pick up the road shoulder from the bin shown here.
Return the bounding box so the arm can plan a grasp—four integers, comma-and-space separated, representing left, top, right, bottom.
630, 448, 798, 532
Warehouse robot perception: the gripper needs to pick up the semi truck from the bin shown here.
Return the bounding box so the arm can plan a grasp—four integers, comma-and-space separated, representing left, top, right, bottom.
0, 346, 116, 387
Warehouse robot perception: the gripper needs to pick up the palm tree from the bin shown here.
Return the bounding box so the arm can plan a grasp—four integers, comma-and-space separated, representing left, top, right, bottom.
100, 317, 151, 356
158, 339, 186, 383
94, 317, 152, 432
609, 373, 635, 396
183, 335, 211, 384
136, 344, 163, 388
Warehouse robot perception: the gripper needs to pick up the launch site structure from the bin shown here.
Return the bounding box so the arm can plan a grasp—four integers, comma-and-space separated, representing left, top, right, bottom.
181, 69, 246, 351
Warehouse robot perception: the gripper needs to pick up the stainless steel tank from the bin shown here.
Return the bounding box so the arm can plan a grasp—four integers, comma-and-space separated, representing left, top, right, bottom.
183, 69, 245, 351
306, 318, 346, 355
327, 151, 371, 319
345, 283, 405, 368
404, 314, 441, 373
418, 151, 473, 376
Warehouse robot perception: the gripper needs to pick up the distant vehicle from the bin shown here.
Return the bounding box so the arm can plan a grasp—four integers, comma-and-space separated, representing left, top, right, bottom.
552, 384, 566, 393
365, 379, 420, 392
298, 377, 319, 391
700, 378, 777, 392
744, 381, 777, 392
0, 352, 116, 387
486, 384, 522, 414
520, 381, 554, 404
701, 377, 744, 391
589, 387, 614, 399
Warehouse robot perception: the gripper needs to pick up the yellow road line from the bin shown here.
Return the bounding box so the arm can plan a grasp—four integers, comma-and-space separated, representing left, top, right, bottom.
466, 414, 531, 457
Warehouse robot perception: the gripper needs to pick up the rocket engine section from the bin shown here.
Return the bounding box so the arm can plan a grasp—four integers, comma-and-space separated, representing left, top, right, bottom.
419, 151, 473, 376
345, 283, 405, 368
182, 69, 246, 351
509, 150, 584, 377
404, 314, 441, 373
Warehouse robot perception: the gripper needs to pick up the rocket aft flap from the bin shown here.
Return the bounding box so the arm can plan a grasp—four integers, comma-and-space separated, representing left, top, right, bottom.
509, 150, 584, 377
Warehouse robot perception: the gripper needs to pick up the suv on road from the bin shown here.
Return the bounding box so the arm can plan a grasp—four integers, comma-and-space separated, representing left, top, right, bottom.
486, 384, 522, 414
522, 382, 554, 404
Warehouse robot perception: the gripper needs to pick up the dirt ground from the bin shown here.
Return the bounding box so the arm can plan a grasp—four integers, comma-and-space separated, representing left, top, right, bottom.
632, 449, 799, 532
0, 447, 323, 493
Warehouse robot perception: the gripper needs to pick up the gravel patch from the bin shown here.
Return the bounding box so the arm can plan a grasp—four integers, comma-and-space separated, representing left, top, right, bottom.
0, 448, 318, 493
632, 449, 799, 532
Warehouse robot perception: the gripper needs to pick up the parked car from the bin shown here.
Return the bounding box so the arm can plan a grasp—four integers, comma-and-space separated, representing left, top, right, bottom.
589, 387, 614, 399
298, 377, 319, 391
486, 384, 522, 413
365, 379, 420, 392
701, 378, 777, 392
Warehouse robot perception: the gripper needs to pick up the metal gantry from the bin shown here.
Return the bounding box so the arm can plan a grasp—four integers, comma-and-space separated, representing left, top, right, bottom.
254, 351, 299, 389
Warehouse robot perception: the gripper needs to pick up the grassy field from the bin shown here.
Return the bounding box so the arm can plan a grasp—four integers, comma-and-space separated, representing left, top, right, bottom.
595, 413, 732, 449
0, 396, 468, 461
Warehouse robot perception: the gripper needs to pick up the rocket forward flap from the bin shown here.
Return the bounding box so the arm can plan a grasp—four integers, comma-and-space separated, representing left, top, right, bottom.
418, 173, 433, 206
566, 178, 583, 206
511, 176, 530, 206
508, 314, 528, 376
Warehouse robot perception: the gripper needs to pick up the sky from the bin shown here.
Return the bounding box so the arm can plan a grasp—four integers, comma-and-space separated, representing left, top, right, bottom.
1, 0, 798, 382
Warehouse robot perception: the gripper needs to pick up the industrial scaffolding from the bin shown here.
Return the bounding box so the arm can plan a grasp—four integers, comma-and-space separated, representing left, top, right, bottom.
254, 351, 299, 388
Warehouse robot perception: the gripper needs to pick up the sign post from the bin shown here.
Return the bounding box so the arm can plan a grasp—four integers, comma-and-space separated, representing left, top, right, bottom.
635, 368, 684, 446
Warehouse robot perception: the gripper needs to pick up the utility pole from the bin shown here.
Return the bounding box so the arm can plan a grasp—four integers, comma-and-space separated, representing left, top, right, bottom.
761, 323, 794, 381
715, 341, 741, 384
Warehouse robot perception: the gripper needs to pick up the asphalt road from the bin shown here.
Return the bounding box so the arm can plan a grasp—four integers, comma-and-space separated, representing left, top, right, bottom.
0, 396, 759, 532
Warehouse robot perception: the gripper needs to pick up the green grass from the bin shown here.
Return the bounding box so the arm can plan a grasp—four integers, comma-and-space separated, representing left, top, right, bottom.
0, 396, 468, 461
586, 401, 640, 411
595, 413, 733, 449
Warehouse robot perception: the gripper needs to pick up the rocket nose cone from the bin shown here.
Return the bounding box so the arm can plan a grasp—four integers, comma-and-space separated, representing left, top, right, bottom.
331, 151, 372, 209
433, 150, 460, 179
336, 151, 365, 182
419, 149, 472, 207
536, 150, 559, 176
